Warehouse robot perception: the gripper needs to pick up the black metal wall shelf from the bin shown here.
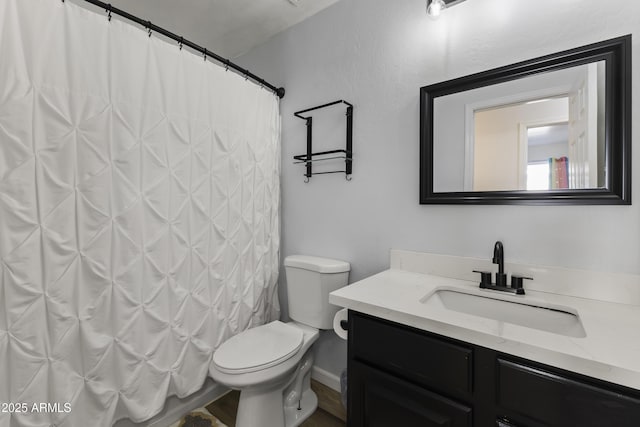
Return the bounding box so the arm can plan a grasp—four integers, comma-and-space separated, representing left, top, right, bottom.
293, 100, 353, 182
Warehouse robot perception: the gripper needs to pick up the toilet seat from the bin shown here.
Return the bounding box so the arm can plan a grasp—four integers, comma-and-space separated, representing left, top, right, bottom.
213, 321, 304, 374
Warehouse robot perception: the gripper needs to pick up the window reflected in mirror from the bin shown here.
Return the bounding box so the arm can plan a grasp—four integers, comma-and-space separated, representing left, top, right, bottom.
526, 122, 570, 191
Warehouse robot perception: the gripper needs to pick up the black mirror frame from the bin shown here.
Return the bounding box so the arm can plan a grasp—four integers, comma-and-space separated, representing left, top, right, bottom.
420, 35, 631, 205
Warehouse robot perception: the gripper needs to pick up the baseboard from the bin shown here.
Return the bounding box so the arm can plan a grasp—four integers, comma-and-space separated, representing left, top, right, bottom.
310, 366, 347, 422
311, 366, 342, 392
113, 380, 229, 427
310, 378, 347, 422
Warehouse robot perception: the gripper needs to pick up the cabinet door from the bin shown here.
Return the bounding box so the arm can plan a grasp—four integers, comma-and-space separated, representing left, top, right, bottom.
349, 360, 472, 427
497, 358, 640, 427
351, 312, 473, 400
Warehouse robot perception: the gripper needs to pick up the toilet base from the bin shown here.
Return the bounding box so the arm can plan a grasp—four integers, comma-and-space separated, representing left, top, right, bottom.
211, 323, 321, 427
285, 388, 318, 427
235, 386, 318, 427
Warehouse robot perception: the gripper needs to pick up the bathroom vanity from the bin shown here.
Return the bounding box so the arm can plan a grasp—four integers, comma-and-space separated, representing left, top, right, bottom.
348, 312, 640, 426
330, 250, 640, 426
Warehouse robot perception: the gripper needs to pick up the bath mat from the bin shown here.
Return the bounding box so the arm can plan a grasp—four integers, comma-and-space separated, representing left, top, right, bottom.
170, 407, 227, 427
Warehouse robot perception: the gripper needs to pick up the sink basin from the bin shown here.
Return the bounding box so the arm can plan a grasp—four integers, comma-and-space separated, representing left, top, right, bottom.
422, 287, 586, 338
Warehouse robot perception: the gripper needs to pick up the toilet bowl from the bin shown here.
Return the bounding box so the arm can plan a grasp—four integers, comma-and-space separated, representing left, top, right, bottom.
209, 255, 350, 427
210, 321, 319, 427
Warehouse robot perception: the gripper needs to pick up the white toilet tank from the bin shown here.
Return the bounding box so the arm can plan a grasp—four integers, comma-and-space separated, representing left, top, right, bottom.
284, 255, 350, 330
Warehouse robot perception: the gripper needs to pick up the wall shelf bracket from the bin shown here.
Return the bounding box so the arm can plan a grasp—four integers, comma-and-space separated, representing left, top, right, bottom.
293, 100, 353, 182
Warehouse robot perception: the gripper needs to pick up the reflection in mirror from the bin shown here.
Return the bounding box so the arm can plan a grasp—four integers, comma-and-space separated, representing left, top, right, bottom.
434, 62, 607, 193
473, 62, 605, 192
474, 99, 571, 191
526, 121, 570, 191
422, 35, 631, 205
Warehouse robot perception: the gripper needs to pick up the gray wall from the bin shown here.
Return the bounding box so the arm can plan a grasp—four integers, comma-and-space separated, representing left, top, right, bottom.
238, 0, 640, 378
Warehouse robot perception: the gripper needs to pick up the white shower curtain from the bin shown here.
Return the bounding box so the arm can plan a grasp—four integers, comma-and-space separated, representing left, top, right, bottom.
0, 0, 281, 425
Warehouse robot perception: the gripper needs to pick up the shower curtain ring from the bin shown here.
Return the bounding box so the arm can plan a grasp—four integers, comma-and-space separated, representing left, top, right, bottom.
106, 4, 112, 21
203, 49, 208, 61
179, 37, 183, 50
147, 21, 152, 37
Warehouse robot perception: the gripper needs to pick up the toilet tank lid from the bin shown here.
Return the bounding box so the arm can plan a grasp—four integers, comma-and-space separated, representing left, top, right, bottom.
284, 255, 350, 273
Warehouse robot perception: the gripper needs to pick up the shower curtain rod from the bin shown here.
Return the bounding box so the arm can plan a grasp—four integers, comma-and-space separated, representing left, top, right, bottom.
74, 0, 286, 98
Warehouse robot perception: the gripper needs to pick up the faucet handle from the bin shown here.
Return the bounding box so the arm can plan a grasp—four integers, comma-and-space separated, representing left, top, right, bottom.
473, 270, 493, 288
510, 274, 533, 294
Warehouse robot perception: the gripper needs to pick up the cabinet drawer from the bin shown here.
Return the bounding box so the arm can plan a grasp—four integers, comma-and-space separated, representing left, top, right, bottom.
350, 360, 472, 427
351, 312, 473, 399
497, 358, 640, 427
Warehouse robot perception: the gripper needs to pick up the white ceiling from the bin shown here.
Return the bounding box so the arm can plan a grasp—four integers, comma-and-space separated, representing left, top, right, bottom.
104, 0, 339, 58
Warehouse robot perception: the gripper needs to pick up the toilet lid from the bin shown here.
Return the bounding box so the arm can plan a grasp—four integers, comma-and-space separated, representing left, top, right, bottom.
213, 321, 304, 374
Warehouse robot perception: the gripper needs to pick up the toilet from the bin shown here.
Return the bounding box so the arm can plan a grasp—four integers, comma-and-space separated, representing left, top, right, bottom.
210, 255, 350, 427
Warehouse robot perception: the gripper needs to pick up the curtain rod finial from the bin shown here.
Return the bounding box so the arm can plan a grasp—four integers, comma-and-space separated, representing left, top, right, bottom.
276, 87, 285, 98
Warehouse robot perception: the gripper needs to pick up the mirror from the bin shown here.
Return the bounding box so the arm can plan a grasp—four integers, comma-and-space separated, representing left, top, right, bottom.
420, 35, 631, 205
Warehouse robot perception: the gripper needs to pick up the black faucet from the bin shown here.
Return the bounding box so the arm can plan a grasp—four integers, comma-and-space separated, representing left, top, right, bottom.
493, 241, 506, 286
473, 241, 532, 295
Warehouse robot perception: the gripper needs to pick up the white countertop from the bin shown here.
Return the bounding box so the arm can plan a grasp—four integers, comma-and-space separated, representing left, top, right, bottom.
330, 267, 640, 390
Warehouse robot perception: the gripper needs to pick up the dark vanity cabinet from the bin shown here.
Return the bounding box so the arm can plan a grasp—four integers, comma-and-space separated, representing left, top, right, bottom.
347, 311, 640, 426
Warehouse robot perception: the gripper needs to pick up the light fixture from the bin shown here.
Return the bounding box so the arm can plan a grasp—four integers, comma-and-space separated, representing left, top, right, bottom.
426, 0, 446, 19
426, 0, 468, 19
